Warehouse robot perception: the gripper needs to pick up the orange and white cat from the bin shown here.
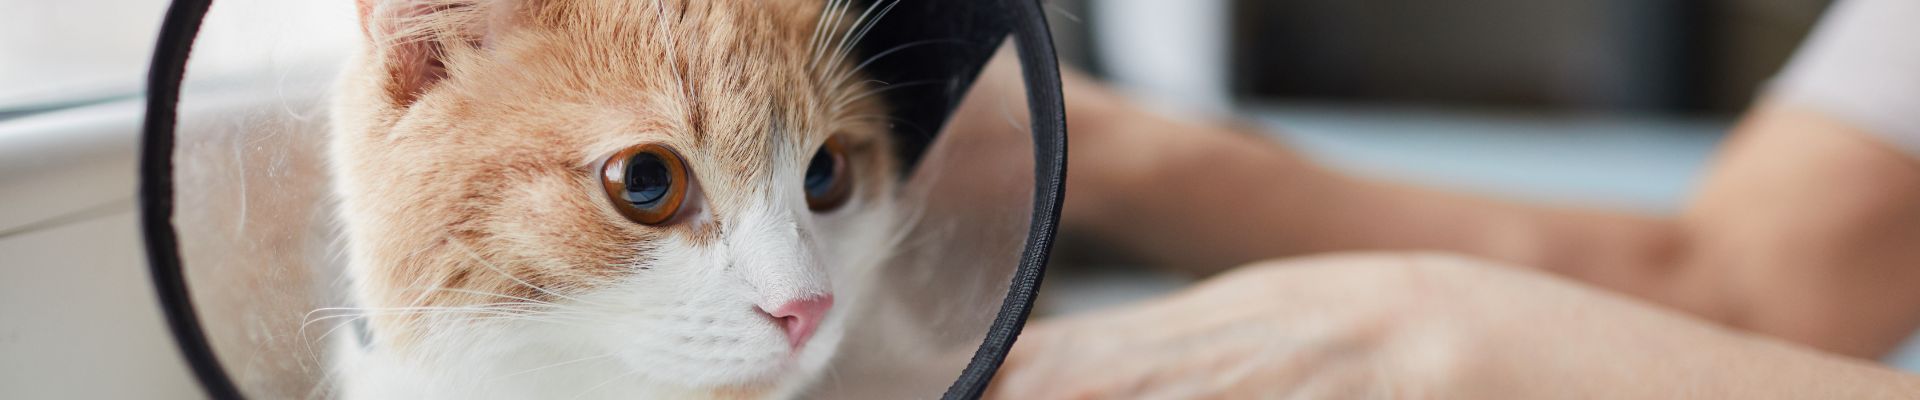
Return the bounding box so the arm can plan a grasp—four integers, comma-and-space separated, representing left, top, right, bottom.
327, 0, 902, 398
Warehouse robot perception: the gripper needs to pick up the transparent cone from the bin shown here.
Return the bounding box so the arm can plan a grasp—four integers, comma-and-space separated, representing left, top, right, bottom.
160, 0, 1053, 398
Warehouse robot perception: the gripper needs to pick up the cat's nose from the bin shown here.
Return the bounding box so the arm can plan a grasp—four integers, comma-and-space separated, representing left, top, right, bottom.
762, 295, 833, 351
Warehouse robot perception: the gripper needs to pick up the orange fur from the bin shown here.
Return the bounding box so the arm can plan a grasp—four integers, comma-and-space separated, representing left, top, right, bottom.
330, 3, 897, 394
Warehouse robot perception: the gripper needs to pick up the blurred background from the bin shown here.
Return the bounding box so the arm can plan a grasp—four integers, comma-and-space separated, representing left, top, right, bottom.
1048, 0, 1826, 116
1029, 0, 1920, 371
1030, 0, 1787, 294
2, 0, 1914, 399
3, 0, 1827, 132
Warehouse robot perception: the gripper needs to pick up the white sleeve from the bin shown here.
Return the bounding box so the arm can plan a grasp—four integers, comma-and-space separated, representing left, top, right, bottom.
1771, 0, 1920, 159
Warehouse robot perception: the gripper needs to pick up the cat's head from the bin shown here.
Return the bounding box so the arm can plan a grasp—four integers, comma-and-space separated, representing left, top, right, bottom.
329, 0, 899, 396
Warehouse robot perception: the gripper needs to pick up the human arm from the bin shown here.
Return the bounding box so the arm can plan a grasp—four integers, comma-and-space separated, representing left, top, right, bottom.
987, 253, 1920, 399
1060, 96, 1920, 358
947, 0, 1920, 356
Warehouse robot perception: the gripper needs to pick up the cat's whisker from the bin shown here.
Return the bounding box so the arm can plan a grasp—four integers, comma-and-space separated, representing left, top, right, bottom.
820, 0, 862, 71
810, 0, 856, 73
445, 237, 606, 306
400, 273, 450, 318
309, 314, 369, 347
833, 113, 914, 135
994, 90, 1035, 133
807, 0, 835, 68
396, 286, 566, 307
831, 80, 944, 113
887, 197, 933, 250
495, 350, 624, 380
1046, 3, 1086, 24
830, 112, 935, 151
570, 368, 646, 400
826, 0, 902, 79
822, 359, 848, 394
825, 38, 970, 92
306, 304, 562, 314
804, 0, 833, 57
809, 0, 852, 72
300, 303, 592, 332
300, 309, 548, 333
883, 112, 939, 141
300, 306, 597, 348
338, 306, 593, 321
821, 0, 900, 80
307, 311, 514, 348
827, 79, 893, 110
652, 0, 695, 104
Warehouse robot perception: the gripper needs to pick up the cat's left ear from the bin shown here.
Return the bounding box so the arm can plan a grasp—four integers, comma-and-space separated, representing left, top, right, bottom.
353, 0, 522, 107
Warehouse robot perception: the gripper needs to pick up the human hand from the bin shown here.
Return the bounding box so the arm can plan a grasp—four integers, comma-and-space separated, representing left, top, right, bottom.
988, 253, 1920, 399
988, 253, 1463, 399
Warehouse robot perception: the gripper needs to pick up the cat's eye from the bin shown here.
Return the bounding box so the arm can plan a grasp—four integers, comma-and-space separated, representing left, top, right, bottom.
602, 144, 688, 225
804, 136, 853, 211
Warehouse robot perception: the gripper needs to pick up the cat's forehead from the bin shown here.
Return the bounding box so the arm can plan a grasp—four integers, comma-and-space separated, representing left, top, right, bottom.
440, 0, 888, 209
509, 0, 830, 94
485, 0, 857, 141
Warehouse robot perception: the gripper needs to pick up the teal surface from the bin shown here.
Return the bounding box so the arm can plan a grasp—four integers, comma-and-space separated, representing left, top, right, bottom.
1246, 103, 1920, 371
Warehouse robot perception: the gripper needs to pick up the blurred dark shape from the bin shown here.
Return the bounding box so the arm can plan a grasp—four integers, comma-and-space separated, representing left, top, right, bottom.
1232, 0, 1829, 115
1052, 0, 1831, 116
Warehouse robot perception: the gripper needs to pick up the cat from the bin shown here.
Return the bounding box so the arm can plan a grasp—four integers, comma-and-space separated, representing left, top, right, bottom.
325, 0, 905, 398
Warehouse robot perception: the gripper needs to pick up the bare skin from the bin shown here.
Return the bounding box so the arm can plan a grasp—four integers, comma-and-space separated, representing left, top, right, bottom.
1040, 70, 1920, 358
989, 253, 1920, 399
960, 57, 1920, 396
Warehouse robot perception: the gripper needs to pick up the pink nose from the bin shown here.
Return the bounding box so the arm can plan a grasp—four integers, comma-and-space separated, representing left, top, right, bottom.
764, 295, 833, 351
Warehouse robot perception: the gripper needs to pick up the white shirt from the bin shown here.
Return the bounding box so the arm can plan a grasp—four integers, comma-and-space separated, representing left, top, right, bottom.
1773, 0, 1920, 159
1773, 0, 1920, 371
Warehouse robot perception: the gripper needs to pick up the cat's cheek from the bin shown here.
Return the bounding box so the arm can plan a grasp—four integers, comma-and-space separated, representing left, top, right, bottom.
553, 248, 814, 390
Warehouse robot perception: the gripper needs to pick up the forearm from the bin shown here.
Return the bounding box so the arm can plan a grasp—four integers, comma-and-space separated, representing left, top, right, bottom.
1665, 102, 1920, 357
1297, 171, 1680, 293
1414, 253, 1920, 398
1073, 114, 1679, 287
993, 252, 1920, 398
1070, 99, 1920, 356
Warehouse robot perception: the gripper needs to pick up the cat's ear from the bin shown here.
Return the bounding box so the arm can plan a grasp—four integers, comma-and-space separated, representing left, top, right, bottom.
354, 0, 498, 107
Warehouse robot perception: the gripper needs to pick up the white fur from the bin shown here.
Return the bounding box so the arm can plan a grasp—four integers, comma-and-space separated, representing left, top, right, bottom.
324, 1, 907, 397
328, 195, 898, 399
